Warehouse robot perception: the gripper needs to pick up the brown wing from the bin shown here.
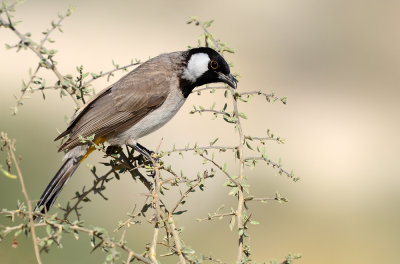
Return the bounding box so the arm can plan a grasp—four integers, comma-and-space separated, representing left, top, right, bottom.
57, 55, 174, 151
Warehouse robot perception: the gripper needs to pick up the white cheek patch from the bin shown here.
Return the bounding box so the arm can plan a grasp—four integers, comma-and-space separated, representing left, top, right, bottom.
183, 53, 210, 82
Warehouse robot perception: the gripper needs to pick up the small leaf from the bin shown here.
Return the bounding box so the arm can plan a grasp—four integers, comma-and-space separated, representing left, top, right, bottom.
106, 254, 113, 262
1, 168, 16, 179
14, 230, 22, 237
210, 137, 219, 146
229, 215, 235, 231
246, 141, 254, 150
73, 230, 79, 240
238, 112, 248, 119
182, 247, 195, 254
173, 210, 187, 215
211, 102, 216, 110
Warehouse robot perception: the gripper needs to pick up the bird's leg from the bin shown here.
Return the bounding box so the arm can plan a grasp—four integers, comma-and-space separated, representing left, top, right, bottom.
131, 143, 157, 162
135, 143, 156, 160
127, 139, 159, 176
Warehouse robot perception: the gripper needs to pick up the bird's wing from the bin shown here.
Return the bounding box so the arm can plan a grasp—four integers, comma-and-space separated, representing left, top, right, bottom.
57, 57, 173, 151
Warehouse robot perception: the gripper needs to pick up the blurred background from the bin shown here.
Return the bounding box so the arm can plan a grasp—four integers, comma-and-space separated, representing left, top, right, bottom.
1, 0, 400, 263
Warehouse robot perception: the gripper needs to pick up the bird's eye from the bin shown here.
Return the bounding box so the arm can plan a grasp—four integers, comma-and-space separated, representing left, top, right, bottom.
209, 60, 219, 70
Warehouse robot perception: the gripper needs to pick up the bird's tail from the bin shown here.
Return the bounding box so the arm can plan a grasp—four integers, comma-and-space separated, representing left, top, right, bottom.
34, 146, 87, 217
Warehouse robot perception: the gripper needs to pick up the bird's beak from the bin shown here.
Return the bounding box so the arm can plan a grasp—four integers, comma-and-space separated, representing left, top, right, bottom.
218, 72, 237, 89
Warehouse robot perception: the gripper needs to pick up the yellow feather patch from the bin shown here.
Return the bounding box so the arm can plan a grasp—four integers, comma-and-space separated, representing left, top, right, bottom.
80, 136, 107, 163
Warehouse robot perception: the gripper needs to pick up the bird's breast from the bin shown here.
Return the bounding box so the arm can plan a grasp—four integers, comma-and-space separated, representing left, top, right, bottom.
107, 87, 186, 145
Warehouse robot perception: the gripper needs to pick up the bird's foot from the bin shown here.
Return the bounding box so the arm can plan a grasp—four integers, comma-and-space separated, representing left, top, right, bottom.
128, 141, 160, 177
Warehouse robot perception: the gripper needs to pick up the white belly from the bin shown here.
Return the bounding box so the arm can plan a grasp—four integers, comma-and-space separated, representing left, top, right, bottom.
107, 88, 186, 145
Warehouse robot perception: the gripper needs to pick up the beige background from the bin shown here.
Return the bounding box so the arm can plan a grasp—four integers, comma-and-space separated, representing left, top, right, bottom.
1, 0, 399, 263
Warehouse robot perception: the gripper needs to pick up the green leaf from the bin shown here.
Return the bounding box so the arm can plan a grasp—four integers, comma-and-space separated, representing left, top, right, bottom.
229, 215, 235, 231
173, 210, 187, 215
73, 230, 79, 240
1, 167, 16, 179
228, 187, 238, 196
182, 247, 195, 254
246, 141, 254, 150
14, 230, 22, 237
46, 225, 52, 235
238, 112, 248, 119
204, 19, 214, 28
106, 254, 113, 262
210, 137, 219, 146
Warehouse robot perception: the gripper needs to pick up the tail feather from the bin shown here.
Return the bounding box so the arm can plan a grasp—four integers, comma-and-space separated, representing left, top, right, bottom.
35, 139, 104, 218
34, 152, 83, 217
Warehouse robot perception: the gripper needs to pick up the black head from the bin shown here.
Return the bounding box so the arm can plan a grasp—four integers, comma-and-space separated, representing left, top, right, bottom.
180, 47, 237, 97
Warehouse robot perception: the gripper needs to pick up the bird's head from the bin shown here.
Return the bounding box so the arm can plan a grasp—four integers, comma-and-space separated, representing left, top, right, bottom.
181, 47, 237, 95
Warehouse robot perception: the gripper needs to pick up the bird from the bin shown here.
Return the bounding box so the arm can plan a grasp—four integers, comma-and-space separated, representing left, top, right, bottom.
34, 47, 237, 215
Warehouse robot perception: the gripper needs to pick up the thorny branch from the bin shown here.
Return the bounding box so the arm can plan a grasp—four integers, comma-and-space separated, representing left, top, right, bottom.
171, 170, 214, 214
0, 210, 152, 264
148, 154, 162, 263
38, 10, 67, 49
13, 64, 41, 115
229, 84, 247, 263
164, 145, 237, 154
0, 3, 82, 107
190, 109, 229, 116
197, 212, 235, 222
198, 152, 240, 187
244, 157, 298, 182
0, 5, 299, 264
193, 86, 286, 104
62, 169, 116, 220
0, 133, 42, 264
189, 16, 298, 263
0, 1, 141, 113
83, 60, 141, 86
